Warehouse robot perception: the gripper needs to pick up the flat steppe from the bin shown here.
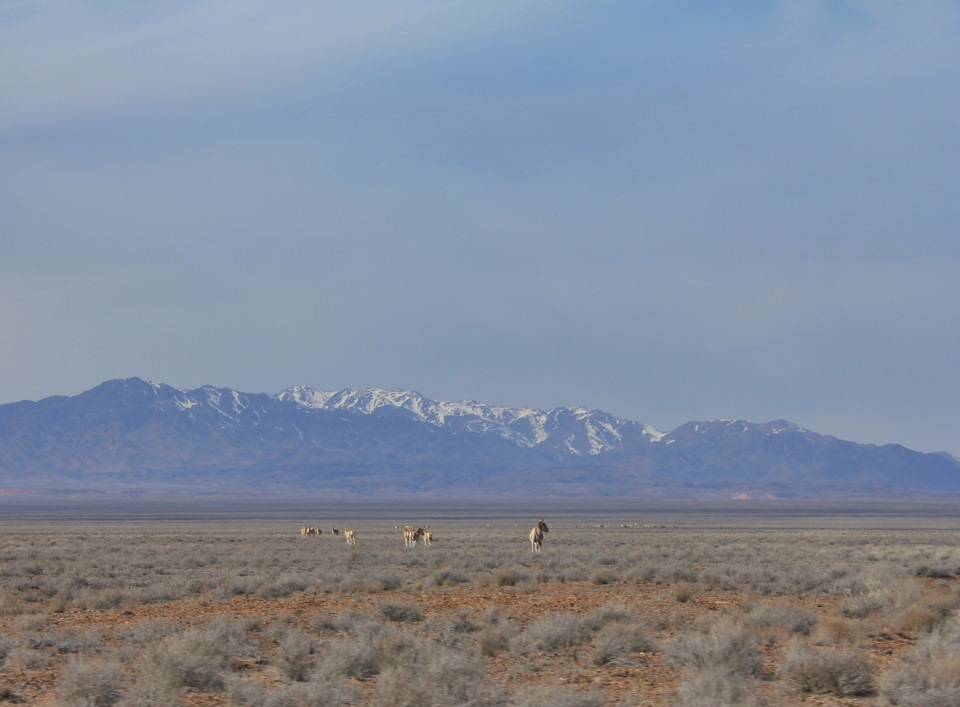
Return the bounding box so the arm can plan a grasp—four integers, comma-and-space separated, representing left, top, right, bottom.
0, 498, 958, 705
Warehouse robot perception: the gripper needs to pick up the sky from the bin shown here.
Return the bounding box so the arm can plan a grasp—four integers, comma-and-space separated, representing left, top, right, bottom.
1, 2, 958, 455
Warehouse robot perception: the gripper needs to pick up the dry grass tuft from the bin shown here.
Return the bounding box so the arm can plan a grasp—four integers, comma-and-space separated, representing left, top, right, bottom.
673, 581, 696, 603
812, 615, 867, 645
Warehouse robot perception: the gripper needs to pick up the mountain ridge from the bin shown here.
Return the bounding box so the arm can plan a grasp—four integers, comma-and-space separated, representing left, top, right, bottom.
0, 378, 957, 498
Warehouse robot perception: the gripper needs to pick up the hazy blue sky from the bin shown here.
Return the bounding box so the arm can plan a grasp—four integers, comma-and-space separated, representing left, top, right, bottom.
2, 2, 958, 455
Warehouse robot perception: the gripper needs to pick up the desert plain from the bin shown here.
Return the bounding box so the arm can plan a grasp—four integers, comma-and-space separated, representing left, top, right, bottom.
0, 498, 958, 705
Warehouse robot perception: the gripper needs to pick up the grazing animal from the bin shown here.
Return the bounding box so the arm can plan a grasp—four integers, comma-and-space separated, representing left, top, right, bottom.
420, 530, 433, 546
300, 525, 309, 537
414, 527, 429, 546
344, 529, 356, 546
331, 527, 340, 536
403, 525, 418, 547
529, 519, 549, 553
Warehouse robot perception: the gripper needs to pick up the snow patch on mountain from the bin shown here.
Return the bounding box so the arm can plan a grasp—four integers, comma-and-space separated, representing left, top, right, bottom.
665, 418, 815, 444
143, 380, 666, 456
174, 396, 198, 411
276, 386, 661, 455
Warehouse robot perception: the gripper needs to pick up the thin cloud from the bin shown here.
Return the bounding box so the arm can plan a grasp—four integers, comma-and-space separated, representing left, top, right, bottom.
0, 1, 545, 134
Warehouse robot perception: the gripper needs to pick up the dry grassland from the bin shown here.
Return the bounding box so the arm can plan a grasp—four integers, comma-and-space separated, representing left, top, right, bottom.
0, 503, 959, 705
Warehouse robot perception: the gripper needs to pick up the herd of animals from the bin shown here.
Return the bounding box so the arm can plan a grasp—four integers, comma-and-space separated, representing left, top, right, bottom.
298, 525, 355, 545
299, 519, 550, 552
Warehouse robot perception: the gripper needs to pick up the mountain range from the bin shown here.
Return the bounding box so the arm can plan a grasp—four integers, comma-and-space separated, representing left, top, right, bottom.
0, 378, 957, 498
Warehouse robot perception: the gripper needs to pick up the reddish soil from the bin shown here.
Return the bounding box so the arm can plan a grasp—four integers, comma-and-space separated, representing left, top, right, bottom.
0, 580, 926, 705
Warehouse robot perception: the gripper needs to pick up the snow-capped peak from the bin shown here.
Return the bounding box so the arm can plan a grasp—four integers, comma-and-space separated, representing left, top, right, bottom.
276, 386, 661, 455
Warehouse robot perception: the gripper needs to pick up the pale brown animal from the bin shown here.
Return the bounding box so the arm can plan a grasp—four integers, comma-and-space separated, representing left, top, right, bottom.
529, 519, 549, 553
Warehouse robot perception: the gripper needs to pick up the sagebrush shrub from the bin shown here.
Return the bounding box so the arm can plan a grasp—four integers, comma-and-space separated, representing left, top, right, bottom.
582, 603, 635, 630
477, 612, 519, 657
812, 615, 866, 645
592, 569, 617, 585
891, 603, 943, 637
215, 575, 258, 598
666, 616, 762, 677
376, 639, 497, 707
915, 565, 957, 579
445, 611, 481, 635
673, 665, 761, 707
275, 627, 313, 682
256, 574, 308, 599
749, 601, 817, 636
58, 656, 125, 707
891, 585, 960, 638
227, 666, 358, 707
514, 613, 589, 655
880, 625, 960, 706
379, 601, 423, 623
673, 581, 695, 603
508, 685, 606, 707
322, 622, 414, 680
134, 618, 252, 695
494, 568, 526, 586
784, 643, 875, 696
590, 621, 656, 665
431, 569, 469, 586
838, 593, 887, 618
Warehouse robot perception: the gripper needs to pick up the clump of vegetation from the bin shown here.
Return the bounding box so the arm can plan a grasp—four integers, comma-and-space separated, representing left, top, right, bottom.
493, 568, 527, 586
784, 643, 875, 697
58, 656, 125, 707
590, 622, 656, 665
673, 665, 762, 707
672, 581, 696, 603
127, 618, 253, 700
514, 613, 590, 655
508, 685, 606, 707
880, 624, 960, 706
376, 637, 499, 707
749, 601, 817, 637
666, 616, 762, 677
476, 610, 519, 657
379, 601, 423, 623
274, 626, 314, 682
